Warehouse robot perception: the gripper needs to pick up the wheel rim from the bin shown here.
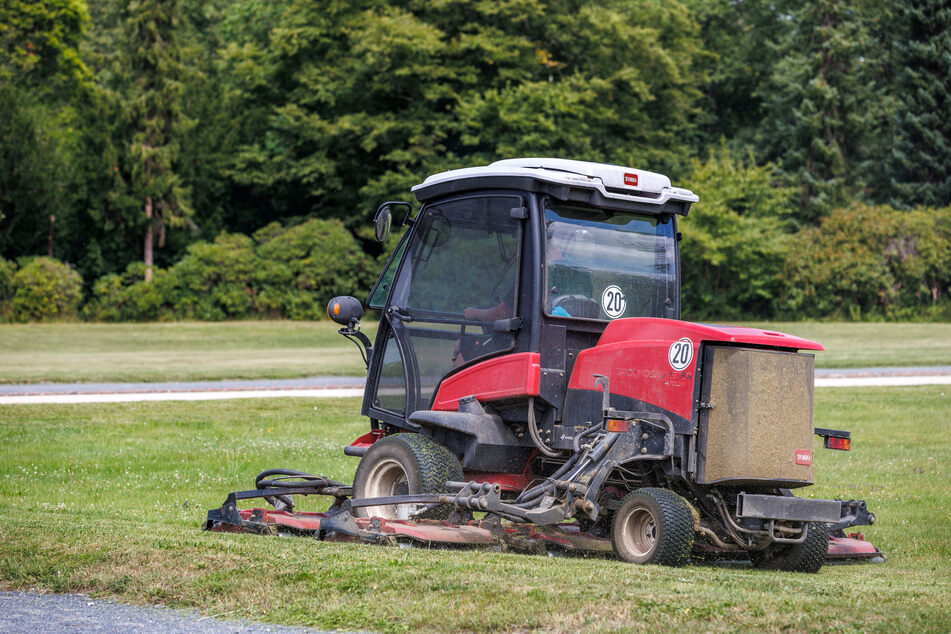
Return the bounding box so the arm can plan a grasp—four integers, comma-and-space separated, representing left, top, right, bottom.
361, 457, 414, 519
618, 506, 657, 559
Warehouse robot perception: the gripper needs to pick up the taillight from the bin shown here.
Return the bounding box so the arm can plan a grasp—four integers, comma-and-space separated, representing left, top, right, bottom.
825, 436, 851, 451
606, 419, 631, 433
815, 427, 851, 451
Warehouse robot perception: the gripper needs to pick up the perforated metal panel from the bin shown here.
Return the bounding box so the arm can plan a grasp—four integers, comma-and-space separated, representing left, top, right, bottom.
697, 347, 815, 487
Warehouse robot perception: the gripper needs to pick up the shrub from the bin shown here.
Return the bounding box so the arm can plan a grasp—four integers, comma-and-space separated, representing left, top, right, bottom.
680, 146, 794, 320
0, 256, 15, 321
83, 220, 377, 322
83, 263, 172, 322
782, 204, 951, 319
9, 257, 83, 322
164, 233, 257, 320
253, 219, 375, 320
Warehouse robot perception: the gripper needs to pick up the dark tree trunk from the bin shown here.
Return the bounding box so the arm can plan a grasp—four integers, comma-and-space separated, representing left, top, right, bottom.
144, 196, 154, 282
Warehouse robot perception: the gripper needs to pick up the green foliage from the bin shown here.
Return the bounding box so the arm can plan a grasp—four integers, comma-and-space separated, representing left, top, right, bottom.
83, 263, 171, 322
759, 1, 893, 222
455, 0, 708, 174
680, 146, 794, 320
228, 0, 708, 232
0, 0, 90, 90
0, 256, 16, 321
254, 219, 375, 320
885, 1, 951, 208
782, 204, 951, 319
83, 219, 374, 321
3, 0, 951, 323
166, 233, 256, 320
8, 257, 82, 322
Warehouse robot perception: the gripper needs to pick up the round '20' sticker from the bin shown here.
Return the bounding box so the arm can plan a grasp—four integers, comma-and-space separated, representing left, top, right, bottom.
668, 338, 694, 371
601, 285, 626, 319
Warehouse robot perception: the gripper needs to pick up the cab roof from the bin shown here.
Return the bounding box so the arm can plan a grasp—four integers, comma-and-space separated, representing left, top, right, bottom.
412, 158, 699, 216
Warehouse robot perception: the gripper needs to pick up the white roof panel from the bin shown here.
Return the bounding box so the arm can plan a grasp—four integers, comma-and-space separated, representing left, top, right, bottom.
412, 157, 698, 207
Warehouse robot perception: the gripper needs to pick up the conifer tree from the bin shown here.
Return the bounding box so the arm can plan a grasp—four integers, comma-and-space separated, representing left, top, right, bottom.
759, 1, 890, 224
118, 0, 193, 281
887, 0, 951, 208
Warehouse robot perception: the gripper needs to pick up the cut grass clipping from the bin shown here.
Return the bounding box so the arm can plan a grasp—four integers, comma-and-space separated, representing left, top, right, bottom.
2, 388, 950, 631
1, 320, 950, 384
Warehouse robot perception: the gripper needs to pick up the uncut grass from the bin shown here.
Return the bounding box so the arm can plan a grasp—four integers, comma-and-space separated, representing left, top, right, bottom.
736, 321, 951, 369
1, 321, 949, 386
1, 390, 950, 631
0, 321, 376, 383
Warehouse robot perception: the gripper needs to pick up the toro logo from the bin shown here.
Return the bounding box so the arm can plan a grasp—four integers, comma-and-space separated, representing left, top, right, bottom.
623, 173, 638, 187
795, 449, 812, 466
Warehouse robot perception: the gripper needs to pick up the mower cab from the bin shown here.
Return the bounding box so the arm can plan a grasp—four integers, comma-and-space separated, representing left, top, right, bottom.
213, 158, 881, 571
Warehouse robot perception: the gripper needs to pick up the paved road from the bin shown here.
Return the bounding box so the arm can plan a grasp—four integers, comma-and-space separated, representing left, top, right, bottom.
0, 376, 365, 404
0, 591, 333, 633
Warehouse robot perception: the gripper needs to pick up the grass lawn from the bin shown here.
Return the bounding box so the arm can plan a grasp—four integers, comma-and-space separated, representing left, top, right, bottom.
1, 387, 950, 631
0, 321, 376, 384
738, 321, 951, 369
1, 320, 949, 385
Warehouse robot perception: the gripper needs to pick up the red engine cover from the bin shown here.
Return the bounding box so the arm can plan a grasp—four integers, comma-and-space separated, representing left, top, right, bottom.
432, 352, 541, 411
569, 318, 823, 421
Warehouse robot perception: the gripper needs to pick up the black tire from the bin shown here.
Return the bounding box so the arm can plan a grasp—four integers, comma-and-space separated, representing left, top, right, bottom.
352, 433, 463, 520
611, 488, 695, 566
749, 522, 829, 574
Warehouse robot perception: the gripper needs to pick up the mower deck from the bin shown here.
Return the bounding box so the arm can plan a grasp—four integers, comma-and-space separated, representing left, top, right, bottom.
205, 505, 612, 555
203, 479, 884, 564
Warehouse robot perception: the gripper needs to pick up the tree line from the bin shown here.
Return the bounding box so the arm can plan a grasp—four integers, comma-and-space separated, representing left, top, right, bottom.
1, 0, 949, 322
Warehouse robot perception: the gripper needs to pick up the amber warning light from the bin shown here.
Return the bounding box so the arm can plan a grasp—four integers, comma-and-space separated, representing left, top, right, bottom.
825, 436, 851, 451
606, 419, 632, 433
816, 427, 852, 451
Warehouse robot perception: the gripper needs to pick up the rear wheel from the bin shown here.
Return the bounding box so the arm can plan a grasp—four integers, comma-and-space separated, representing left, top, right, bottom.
749, 522, 829, 573
352, 433, 463, 520
611, 488, 695, 566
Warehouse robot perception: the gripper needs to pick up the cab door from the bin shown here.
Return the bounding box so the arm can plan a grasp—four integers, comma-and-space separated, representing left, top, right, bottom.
364, 194, 525, 426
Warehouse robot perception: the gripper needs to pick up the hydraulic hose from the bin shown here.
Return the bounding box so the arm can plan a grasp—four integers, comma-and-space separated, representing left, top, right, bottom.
513, 451, 581, 505
254, 469, 346, 512
573, 421, 604, 453
527, 397, 560, 458
255, 469, 345, 489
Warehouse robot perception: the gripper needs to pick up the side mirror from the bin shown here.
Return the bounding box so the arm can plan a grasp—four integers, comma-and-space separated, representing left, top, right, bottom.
373, 201, 413, 242
374, 206, 393, 242
328, 296, 363, 327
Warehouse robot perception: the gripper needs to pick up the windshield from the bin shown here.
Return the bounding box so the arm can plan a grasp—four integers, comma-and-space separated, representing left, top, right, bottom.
544, 201, 678, 320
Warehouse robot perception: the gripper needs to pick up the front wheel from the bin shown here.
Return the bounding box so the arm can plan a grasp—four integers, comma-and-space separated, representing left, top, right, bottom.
611, 488, 695, 566
352, 433, 463, 520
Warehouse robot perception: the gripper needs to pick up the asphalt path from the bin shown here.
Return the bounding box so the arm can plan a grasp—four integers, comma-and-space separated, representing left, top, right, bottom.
0, 591, 336, 633
0, 367, 949, 404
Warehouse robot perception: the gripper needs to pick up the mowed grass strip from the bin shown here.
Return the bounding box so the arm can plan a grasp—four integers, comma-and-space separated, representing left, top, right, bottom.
1, 389, 950, 631
0, 321, 376, 383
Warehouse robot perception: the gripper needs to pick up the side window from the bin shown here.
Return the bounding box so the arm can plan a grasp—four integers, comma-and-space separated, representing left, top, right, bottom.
388, 195, 522, 407
373, 330, 406, 414
367, 237, 407, 309
397, 199, 520, 317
